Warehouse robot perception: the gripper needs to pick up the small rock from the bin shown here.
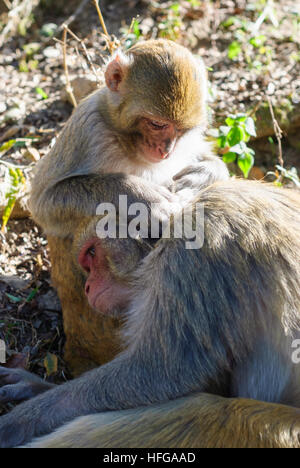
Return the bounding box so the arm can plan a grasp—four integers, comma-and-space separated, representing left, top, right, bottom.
43, 47, 60, 59
0, 275, 30, 290
0, 102, 6, 113
4, 107, 24, 123
267, 82, 276, 95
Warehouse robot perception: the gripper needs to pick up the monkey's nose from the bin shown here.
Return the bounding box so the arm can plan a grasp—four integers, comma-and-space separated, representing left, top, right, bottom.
159, 149, 170, 159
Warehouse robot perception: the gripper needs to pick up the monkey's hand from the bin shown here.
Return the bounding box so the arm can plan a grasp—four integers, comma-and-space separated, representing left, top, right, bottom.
173, 158, 229, 203
31, 173, 181, 238
0, 366, 55, 404
0, 380, 89, 447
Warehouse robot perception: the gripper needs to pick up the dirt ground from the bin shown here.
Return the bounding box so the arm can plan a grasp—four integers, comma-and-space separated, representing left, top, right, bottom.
0, 0, 299, 415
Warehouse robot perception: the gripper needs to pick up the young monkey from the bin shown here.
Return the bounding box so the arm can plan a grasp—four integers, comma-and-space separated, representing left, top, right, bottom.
29, 39, 228, 237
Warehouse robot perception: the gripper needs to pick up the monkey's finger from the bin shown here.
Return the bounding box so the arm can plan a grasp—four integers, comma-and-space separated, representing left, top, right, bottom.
0, 383, 30, 403
0, 367, 20, 385
173, 165, 196, 180
0, 380, 50, 403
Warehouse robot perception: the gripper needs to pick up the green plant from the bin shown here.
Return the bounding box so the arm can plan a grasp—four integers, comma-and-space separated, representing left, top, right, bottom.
157, 3, 183, 40
1, 166, 26, 232
267, 165, 300, 188
35, 87, 48, 100
19, 42, 40, 72
224, 2, 276, 70
121, 19, 141, 49
216, 114, 256, 178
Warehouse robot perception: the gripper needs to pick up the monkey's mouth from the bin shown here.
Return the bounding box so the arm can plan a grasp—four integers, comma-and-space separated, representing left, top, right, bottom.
88, 286, 111, 311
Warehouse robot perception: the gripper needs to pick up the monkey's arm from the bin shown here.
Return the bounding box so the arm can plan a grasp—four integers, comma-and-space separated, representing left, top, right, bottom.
30, 173, 179, 237
0, 367, 55, 403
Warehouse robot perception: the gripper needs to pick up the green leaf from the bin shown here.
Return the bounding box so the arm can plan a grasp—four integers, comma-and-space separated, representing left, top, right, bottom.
222, 152, 237, 163
230, 141, 247, 154
249, 35, 266, 48
237, 153, 254, 178
245, 117, 257, 137
228, 41, 242, 60
221, 17, 236, 28
14, 140, 28, 148
225, 116, 236, 126
6, 293, 22, 303
35, 87, 48, 100
44, 353, 58, 377
170, 3, 180, 12
0, 139, 16, 154
22, 43, 40, 56
1, 168, 25, 231
219, 125, 231, 136
235, 113, 247, 122
40, 23, 57, 38
18, 18, 28, 37
132, 20, 140, 39
26, 287, 39, 302
227, 126, 245, 146
217, 135, 227, 149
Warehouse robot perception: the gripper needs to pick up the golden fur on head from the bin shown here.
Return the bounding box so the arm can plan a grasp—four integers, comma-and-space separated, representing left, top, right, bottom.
111, 39, 208, 130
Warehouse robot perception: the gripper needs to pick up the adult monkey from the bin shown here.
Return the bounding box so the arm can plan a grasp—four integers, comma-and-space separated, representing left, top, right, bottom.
1, 178, 300, 448
29, 39, 229, 374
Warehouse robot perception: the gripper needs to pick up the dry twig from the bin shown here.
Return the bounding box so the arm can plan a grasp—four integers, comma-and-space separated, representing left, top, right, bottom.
61, 25, 102, 84
93, 0, 118, 54
266, 95, 284, 168
62, 26, 78, 108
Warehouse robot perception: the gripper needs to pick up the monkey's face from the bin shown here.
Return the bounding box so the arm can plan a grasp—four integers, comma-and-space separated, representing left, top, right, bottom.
135, 116, 179, 163
78, 237, 132, 315
104, 40, 208, 165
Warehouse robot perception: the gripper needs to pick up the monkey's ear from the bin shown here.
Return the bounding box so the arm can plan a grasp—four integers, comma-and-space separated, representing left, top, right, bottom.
105, 55, 126, 92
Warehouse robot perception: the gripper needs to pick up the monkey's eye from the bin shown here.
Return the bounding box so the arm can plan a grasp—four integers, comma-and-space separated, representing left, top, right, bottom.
87, 246, 96, 258
149, 120, 168, 130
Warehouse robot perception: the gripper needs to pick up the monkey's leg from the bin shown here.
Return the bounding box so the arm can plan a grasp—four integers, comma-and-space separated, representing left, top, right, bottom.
23, 393, 300, 448
48, 236, 121, 376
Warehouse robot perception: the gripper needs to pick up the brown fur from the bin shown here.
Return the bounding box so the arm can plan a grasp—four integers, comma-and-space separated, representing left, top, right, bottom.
29, 40, 228, 373
25, 394, 300, 448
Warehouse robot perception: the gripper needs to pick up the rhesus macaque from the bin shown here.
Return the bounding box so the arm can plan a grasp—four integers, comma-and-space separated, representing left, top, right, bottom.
1, 178, 300, 448
30, 39, 228, 237
29, 39, 228, 373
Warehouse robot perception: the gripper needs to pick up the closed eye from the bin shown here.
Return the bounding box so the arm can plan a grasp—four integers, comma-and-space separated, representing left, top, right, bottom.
149, 120, 168, 130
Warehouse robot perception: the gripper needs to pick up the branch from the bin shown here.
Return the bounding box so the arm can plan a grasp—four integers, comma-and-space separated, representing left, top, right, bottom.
266, 95, 284, 168
62, 26, 78, 108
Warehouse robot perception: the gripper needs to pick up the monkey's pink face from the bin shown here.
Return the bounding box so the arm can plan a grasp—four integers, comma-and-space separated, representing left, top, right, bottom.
137, 117, 178, 163
78, 238, 131, 315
